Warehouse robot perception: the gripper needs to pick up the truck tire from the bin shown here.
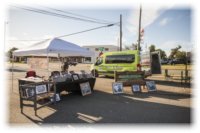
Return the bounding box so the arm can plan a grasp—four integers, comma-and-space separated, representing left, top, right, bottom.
91, 69, 99, 77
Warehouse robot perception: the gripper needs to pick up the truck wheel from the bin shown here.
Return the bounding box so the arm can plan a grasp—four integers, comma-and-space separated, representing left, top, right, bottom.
91, 70, 98, 77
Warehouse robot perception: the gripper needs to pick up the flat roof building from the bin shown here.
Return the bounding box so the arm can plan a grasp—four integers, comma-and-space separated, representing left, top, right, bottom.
82, 45, 119, 63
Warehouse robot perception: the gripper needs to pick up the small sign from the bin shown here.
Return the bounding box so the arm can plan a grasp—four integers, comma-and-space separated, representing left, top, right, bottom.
112, 82, 123, 94
72, 74, 79, 81
132, 85, 141, 92
25, 88, 35, 98
98, 47, 104, 51
55, 93, 61, 101
115, 71, 145, 86
36, 84, 47, 94
146, 81, 157, 92
80, 82, 92, 96
50, 93, 61, 102
27, 57, 48, 69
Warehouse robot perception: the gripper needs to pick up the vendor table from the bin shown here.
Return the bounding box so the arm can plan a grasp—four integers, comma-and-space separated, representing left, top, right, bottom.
18, 77, 44, 85
18, 78, 56, 116
18, 77, 96, 115
54, 77, 96, 94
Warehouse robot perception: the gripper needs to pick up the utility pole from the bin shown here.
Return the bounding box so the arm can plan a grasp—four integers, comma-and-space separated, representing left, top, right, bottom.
120, 14, 122, 51
137, 5, 142, 51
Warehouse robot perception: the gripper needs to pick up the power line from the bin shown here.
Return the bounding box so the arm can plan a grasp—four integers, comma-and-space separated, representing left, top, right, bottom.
43, 6, 115, 24
12, 5, 112, 25
7, 23, 118, 41
8, 39, 44, 41
56, 23, 118, 38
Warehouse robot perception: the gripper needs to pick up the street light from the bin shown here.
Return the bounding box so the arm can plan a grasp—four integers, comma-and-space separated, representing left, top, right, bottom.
107, 24, 114, 27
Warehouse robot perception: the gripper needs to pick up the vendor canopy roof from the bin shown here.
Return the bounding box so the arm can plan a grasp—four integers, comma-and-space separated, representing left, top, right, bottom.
13, 38, 94, 57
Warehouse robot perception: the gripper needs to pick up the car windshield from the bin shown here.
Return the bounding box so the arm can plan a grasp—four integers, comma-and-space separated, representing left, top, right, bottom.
105, 54, 135, 64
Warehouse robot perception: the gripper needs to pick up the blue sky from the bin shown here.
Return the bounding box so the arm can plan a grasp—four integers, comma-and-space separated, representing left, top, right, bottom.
6, 5, 193, 56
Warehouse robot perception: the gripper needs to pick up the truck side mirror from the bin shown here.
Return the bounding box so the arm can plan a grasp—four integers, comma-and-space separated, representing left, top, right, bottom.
94, 61, 98, 66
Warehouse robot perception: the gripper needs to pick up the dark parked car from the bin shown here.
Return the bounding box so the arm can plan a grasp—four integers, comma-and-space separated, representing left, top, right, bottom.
161, 59, 169, 65
69, 61, 78, 66
168, 58, 186, 65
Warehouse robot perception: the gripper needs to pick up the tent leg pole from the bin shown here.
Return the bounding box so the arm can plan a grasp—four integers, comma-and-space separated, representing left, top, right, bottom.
11, 56, 14, 93
47, 52, 49, 79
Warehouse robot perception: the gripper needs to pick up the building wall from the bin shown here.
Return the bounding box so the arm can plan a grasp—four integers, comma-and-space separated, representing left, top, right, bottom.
82, 45, 119, 63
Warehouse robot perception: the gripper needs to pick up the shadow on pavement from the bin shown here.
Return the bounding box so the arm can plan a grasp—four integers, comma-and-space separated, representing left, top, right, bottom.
98, 76, 191, 88
123, 90, 191, 100
22, 90, 191, 124
6, 68, 27, 72
148, 79, 191, 88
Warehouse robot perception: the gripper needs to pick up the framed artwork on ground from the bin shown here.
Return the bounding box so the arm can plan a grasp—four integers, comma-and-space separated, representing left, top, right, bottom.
112, 82, 123, 94
25, 88, 35, 98
72, 74, 79, 81
35, 84, 47, 94
80, 82, 92, 96
80, 70, 86, 74
132, 85, 141, 92
146, 81, 157, 91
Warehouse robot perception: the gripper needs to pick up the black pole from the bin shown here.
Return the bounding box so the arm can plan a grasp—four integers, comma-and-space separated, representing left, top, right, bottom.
185, 52, 188, 80
137, 5, 142, 51
120, 14, 122, 51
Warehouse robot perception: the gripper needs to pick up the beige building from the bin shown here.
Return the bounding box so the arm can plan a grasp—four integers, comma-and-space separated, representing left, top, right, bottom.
82, 45, 119, 63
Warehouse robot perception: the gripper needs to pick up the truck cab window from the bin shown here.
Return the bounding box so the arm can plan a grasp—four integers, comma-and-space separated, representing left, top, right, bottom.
95, 58, 103, 65
105, 54, 135, 64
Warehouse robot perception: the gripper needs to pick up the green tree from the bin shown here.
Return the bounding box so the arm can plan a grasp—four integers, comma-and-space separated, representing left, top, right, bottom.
124, 43, 140, 50
132, 43, 137, 50
148, 45, 166, 59
169, 45, 181, 59
176, 51, 186, 58
175, 51, 187, 62
124, 45, 130, 50
149, 44, 156, 52
7, 47, 18, 60
156, 49, 167, 59
132, 43, 142, 51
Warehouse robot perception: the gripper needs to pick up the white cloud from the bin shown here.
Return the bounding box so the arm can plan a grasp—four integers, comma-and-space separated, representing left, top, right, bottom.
159, 18, 170, 26
5, 35, 50, 52
127, 5, 172, 34
158, 40, 194, 56
22, 32, 28, 36
42, 34, 54, 39
5, 34, 55, 52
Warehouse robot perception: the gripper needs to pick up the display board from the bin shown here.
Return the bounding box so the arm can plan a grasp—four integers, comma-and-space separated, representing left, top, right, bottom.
112, 82, 123, 94
27, 57, 48, 69
141, 51, 151, 74
146, 81, 157, 91
80, 82, 92, 96
114, 71, 145, 86
132, 85, 141, 92
35, 84, 47, 94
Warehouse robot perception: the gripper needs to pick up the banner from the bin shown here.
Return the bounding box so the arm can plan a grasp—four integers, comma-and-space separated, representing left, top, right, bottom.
27, 57, 48, 69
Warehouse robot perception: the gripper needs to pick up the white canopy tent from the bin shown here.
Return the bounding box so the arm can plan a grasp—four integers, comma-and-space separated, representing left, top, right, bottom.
12, 38, 95, 92
13, 38, 94, 57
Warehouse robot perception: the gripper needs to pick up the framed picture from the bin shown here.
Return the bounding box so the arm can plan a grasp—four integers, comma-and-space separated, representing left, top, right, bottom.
80, 82, 92, 96
55, 93, 61, 101
69, 71, 75, 74
132, 85, 141, 92
50, 93, 61, 102
80, 70, 86, 74
72, 74, 79, 81
86, 73, 93, 78
80, 70, 87, 78
36, 84, 47, 94
112, 82, 123, 94
25, 87, 35, 98
146, 81, 157, 91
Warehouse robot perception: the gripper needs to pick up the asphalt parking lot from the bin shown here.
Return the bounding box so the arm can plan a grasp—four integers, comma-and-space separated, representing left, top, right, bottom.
7, 63, 192, 125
